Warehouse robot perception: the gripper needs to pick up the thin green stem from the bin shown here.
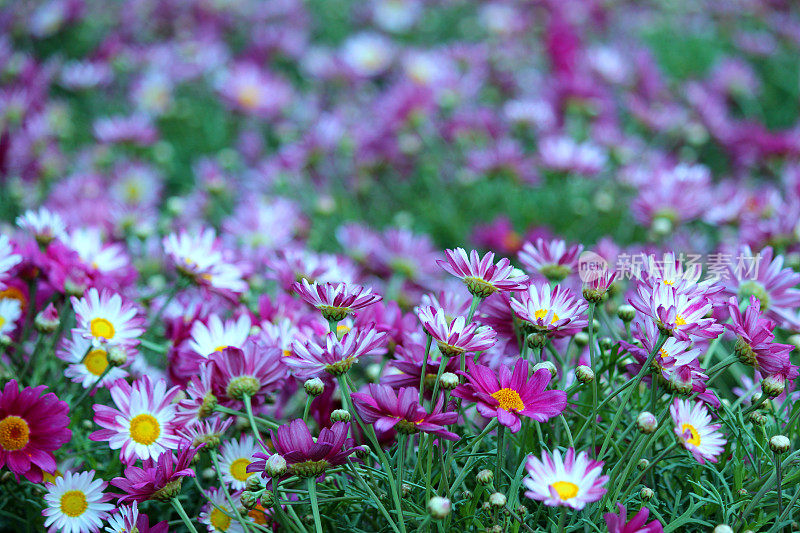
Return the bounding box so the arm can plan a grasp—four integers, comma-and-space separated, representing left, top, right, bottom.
75, 366, 112, 406
495, 424, 506, 487
307, 478, 323, 533
587, 302, 598, 457
171, 498, 200, 533
243, 394, 263, 443
419, 334, 432, 403
302, 397, 312, 424
776, 451, 784, 520
557, 506, 567, 533
345, 460, 401, 533
210, 452, 252, 533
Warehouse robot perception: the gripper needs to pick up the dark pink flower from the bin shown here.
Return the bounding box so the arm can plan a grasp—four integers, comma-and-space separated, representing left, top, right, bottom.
111, 445, 199, 503
437, 248, 529, 297
604, 504, 663, 533
352, 384, 459, 441
726, 296, 794, 375
0, 380, 71, 483
452, 359, 566, 433
294, 279, 382, 321
207, 339, 288, 409
418, 305, 496, 358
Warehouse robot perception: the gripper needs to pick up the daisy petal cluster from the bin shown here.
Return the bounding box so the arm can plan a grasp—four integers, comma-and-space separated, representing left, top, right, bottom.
437, 247, 529, 297
523, 448, 608, 510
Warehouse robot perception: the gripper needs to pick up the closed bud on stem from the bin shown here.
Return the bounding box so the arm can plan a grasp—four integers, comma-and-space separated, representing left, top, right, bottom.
748, 411, 767, 426
617, 304, 636, 323
737, 488, 748, 496
107, 345, 128, 367
304, 378, 324, 397
440, 372, 459, 391
761, 374, 786, 398
0, 335, 11, 347
366, 363, 381, 383
481, 501, 491, 511
476, 469, 493, 484
526, 333, 547, 350
265, 454, 287, 478
637, 459, 650, 470
401, 483, 412, 497
533, 361, 557, 378
573, 331, 589, 347
240, 491, 258, 510
354, 445, 371, 459
637, 411, 658, 434
427, 496, 451, 519
488, 492, 506, 508
590, 319, 600, 333
34, 303, 60, 333
640, 487, 654, 500
575, 365, 594, 384
331, 409, 351, 423
770, 435, 790, 454
598, 337, 613, 351
246, 475, 263, 492
713, 526, 733, 533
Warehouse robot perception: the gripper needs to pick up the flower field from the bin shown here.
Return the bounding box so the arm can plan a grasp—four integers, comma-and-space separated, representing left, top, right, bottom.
1, 0, 800, 532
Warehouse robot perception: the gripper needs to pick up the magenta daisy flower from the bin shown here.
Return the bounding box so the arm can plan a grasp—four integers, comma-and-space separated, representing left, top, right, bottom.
523, 448, 608, 510
174, 371, 217, 427
604, 504, 663, 533
670, 398, 726, 464
293, 279, 382, 322
71, 288, 144, 348
247, 419, 357, 479
727, 296, 794, 374
437, 248, 529, 297
510, 283, 588, 337
417, 305, 497, 358
0, 380, 71, 483
90, 376, 183, 464
726, 245, 800, 328
286, 326, 388, 378
629, 283, 722, 341
207, 339, 288, 409
351, 384, 459, 441
452, 359, 566, 433
518, 238, 583, 282
111, 444, 200, 503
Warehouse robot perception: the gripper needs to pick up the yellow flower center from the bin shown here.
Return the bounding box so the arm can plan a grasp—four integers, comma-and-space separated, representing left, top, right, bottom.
42, 470, 62, 484
659, 348, 670, 359
229, 458, 252, 482
214, 345, 229, 353
663, 280, 674, 286
0, 316, 5, 329
675, 315, 687, 326
490, 388, 525, 411
337, 324, 351, 336
89, 317, 115, 340
59, 490, 88, 517
0, 415, 30, 451
210, 507, 232, 531
282, 349, 292, 357
129, 414, 160, 445
237, 85, 261, 109
681, 423, 701, 446
84, 348, 109, 376
534, 309, 560, 323
550, 480, 579, 500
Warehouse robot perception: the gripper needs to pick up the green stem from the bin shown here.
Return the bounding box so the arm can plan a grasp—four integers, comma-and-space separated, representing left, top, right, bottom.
587, 303, 598, 457
495, 424, 505, 487
397, 434, 406, 499
776, 451, 784, 520
307, 478, 323, 533
271, 483, 303, 533
419, 334, 432, 403
75, 366, 112, 406
210, 452, 252, 533
171, 498, 200, 533
345, 460, 401, 533
598, 332, 667, 460
429, 354, 449, 407
302, 397, 312, 424
242, 394, 263, 443
557, 506, 567, 533
466, 294, 481, 323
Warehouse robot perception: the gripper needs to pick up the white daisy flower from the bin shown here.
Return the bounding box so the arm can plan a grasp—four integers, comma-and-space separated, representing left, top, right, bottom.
163, 228, 247, 294
66, 227, 130, 275
189, 314, 252, 358
0, 297, 22, 336
16, 207, 67, 245
218, 434, 258, 490
0, 234, 21, 281
42, 470, 114, 533
199, 487, 251, 533
57, 333, 128, 389
670, 398, 726, 464
523, 448, 608, 510
71, 288, 144, 348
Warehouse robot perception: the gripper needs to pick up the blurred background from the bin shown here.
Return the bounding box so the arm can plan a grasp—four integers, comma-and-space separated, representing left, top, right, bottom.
1, 0, 799, 256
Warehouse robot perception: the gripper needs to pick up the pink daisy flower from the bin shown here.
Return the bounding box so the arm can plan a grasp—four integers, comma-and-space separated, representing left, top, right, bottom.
90, 376, 183, 464
71, 288, 144, 348
0, 380, 71, 483
247, 419, 357, 479
510, 283, 588, 337
163, 228, 247, 296
104, 501, 169, 533
452, 359, 566, 433
437, 248, 529, 297
523, 448, 608, 510
727, 296, 794, 374
629, 283, 722, 341
111, 444, 200, 503
351, 384, 459, 441
174, 372, 217, 427
177, 416, 233, 450
293, 279, 383, 322
207, 339, 288, 410
287, 326, 388, 378
417, 305, 497, 358
604, 504, 663, 533
518, 238, 584, 282
670, 398, 726, 464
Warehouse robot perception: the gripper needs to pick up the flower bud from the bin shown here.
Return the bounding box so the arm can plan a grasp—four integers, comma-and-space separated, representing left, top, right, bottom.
476, 469, 493, 485
617, 304, 636, 323
354, 445, 371, 459
240, 491, 258, 510
590, 319, 600, 333
427, 496, 451, 519
637, 412, 658, 434
245, 475, 263, 492
440, 372, 459, 391
575, 365, 594, 384
64, 279, 86, 297
34, 303, 60, 333
770, 435, 790, 454
366, 363, 382, 383
640, 487, 654, 500
107, 345, 128, 367
748, 411, 767, 426
713, 526, 733, 533
761, 374, 786, 398
637, 459, 649, 470
526, 333, 547, 350
488, 525, 503, 533
331, 409, 351, 423
401, 483, 412, 497
787, 334, 800, 352
573, 331, 589, 347
265, 454, 287, 478
533, 361, 557, 378
0, 334, 12, 347
488, 492, 506, 508
598, 337, 613, 351
304, 378, 324, 397
481, 501, 491, 511
582, 287, 607, 304
737, 488, 748, 497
